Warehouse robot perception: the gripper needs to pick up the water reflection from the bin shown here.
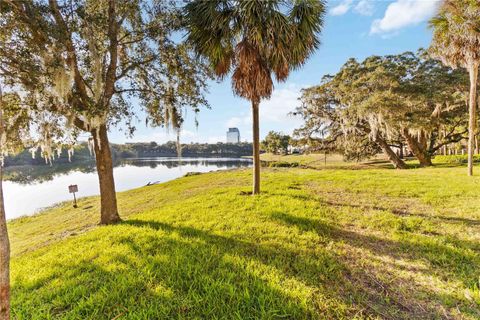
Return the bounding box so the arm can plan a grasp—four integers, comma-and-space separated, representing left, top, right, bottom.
121, 158, 252, 169
4, 161, 97, 185
4, 157, 252, 219
5, 157, 252, 185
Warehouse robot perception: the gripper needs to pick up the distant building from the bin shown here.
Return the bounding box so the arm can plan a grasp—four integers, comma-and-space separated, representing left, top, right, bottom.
227, 128, 240, 143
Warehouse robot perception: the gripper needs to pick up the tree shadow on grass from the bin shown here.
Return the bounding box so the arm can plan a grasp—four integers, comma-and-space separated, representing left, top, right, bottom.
321, 199, 480, 226
123, 219, 342, 288
270, 211, 480, 283
12, 215, 478, 319
124, 218, 461, 320
12, 220, 338, 319
269, 211, 480, 319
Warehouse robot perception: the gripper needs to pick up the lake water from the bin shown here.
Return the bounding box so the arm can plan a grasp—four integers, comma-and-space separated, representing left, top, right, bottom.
4, 157, 252, 220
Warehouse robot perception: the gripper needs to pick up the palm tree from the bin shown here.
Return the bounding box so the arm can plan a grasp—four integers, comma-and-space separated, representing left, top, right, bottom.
429, 0, 480, 176
184, 0, 325, 194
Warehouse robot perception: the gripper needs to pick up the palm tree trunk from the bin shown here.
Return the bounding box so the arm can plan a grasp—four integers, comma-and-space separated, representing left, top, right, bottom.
468, 63, 478, 176
0, 86, 9, 320
92, 124, 121, 224
252, 100, 260, 195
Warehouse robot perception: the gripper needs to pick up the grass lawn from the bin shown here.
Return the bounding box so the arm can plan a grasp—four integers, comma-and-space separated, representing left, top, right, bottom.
259, 152, 394, 170
7, 158, 480, 319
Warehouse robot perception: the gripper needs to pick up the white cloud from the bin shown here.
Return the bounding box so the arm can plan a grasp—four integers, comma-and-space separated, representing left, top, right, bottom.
223, 84, 306, 140
354, 0, 375, 16
330, 0, 374, 16
118, 85, 306, 144
370, 0, 441, 35
259, 84, 303, 125
207, 135, 226, 144
330, 0, 353, 16
226, 116, 250, 128
226, 117, 241, 128
123, 128, 213, 144
124, 131, 170, 143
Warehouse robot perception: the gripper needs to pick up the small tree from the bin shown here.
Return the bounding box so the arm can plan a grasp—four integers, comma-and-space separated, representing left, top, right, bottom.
184, 0, 325, 194
262, 131, 290, 155
429, 0, 480, 175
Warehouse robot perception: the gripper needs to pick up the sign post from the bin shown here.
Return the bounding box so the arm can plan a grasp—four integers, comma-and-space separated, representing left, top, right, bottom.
68, 184, 78, 208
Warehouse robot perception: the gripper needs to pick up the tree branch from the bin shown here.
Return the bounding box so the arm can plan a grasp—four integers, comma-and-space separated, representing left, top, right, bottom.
48, 0, 89, 105
103, 0, 119, 105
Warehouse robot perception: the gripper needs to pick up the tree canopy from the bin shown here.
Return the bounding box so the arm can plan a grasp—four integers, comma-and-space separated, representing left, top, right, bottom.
262, 131, 290, 155
1, 0, 211, 223
294, 51, 469, 167
1, 0, 210, 140
429, 0, 480, 176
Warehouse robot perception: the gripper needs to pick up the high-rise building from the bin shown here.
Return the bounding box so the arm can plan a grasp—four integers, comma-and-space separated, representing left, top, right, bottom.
226, 127, 240, 143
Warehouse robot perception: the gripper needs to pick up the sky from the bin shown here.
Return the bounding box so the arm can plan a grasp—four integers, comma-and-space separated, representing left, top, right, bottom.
109, 0, 442, 145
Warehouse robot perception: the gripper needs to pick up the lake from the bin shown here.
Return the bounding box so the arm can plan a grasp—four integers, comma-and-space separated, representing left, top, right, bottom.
4, 157, 252, 220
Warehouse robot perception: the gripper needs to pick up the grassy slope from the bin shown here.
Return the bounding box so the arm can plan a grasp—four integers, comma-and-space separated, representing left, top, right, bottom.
8, 161, 480, 319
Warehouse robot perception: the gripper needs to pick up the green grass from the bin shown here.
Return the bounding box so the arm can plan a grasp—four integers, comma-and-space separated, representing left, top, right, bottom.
8, 160, 480, 319
259, 153, 394, 170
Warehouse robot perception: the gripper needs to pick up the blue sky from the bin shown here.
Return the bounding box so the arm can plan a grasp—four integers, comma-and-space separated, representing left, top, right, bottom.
110, 0, 441, 144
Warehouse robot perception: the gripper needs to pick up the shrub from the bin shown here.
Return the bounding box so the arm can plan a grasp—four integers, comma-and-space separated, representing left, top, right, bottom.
268, 161, 300, 168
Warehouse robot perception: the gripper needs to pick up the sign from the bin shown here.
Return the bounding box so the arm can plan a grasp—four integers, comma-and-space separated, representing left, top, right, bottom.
68, 184, 78, 208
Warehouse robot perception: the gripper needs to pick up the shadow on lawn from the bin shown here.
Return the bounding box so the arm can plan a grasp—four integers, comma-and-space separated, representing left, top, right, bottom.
13, 225, 315, 319
124, 218, 460, 320
12, 216, 478, 319
322, 199, 480, 226
271, 210, 480, 282
270, 212, 480, 318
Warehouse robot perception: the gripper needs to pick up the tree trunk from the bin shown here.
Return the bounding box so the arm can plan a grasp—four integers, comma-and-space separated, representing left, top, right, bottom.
468, 63, 478, 176
475, 135, 479, 155
252, 100, 260, 195
375, 134, 407, 169
92, 124, 121, 224
0, 166, 9, 320
402, 129, 432, 167
0, 86, 10, 320
0, 166, 10, 320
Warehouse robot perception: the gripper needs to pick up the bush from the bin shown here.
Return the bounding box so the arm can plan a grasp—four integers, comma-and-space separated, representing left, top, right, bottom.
268, 161, 300, 168
184, 172, 202, 177
434, 154, 480, 164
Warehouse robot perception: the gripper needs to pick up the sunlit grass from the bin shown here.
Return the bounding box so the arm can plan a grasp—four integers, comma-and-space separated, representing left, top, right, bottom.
8, 162, 480, 319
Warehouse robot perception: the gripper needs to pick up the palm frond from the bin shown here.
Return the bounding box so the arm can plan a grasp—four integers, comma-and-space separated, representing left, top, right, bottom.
183, 0, 325, 101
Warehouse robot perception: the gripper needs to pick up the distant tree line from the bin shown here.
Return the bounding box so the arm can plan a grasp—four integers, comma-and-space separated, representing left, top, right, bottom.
4, 141, 253, 167
126, 141, 253, 158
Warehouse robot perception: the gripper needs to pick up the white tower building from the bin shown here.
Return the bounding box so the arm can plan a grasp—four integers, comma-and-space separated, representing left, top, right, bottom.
226, 128, 240, 143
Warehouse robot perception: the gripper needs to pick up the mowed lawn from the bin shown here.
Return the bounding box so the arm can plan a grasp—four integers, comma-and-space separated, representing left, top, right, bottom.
7, 160, 480, 319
